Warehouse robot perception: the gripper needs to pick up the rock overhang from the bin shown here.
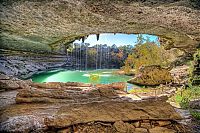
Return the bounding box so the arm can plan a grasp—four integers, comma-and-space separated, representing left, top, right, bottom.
0, 0, 199, 53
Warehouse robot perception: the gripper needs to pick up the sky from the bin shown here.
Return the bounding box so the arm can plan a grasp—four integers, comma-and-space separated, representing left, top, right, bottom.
73, 33, 159, 47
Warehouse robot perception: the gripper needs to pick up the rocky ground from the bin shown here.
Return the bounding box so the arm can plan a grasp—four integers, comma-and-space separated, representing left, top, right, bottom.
0, 73, 196, 133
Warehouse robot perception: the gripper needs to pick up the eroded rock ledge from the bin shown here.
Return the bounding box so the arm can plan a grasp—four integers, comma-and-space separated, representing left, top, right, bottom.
0, 74, 187, 132
0, 49, 74, 78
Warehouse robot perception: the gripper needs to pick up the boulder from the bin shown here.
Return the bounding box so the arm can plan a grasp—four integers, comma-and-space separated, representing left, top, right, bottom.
0, 80, 20, 90
0, 75, 31, 91
0, 115, 46, 133
149, 127, 176, 133
0, 73, 10, 80
31, 82, 92, 89
134, 128, 148, 133
170, 65, 189, 84
113, 121, 128, 133
157, 121, 171, 127
128, 65, 173, 86
44, 100, 182, 128
113, 121, 135, 133
96, 82, 126, 91
16, 86, 118, 103
132, 121, 140, 128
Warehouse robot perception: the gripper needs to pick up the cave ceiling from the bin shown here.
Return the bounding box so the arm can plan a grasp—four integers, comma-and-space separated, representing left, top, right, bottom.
0, 0, 199, 53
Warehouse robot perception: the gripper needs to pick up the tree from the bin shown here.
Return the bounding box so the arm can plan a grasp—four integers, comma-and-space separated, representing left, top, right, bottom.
123, 35, 170, 73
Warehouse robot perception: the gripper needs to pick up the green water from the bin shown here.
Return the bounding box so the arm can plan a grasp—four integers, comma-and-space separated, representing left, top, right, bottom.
31, 69, 138, 92
32, 69, 128, 83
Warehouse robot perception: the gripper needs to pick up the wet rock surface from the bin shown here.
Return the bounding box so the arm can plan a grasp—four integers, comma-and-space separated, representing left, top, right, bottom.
128, 65, 173, 86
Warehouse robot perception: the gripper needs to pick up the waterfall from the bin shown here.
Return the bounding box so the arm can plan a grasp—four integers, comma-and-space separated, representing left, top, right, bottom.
108, 46, 110, 69
72, 44, 75, 69
75, 44, 78, 70
105, 46, 108, 69
79, 44, 82, 71
96, 44, 98, 70
99, 44, 102, 69
85, 44, 87, 71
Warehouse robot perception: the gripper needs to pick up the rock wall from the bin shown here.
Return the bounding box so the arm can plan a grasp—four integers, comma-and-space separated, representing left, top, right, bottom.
0, 49, 73, 78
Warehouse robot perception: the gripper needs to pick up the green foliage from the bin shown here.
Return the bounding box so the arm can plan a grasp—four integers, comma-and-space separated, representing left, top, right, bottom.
89, 74, 100, 84
173, 85, 200, 109
0, 33, 52, 53
123, 35, 170, 73
190, 110, 200, 120
189, 49, 200, 84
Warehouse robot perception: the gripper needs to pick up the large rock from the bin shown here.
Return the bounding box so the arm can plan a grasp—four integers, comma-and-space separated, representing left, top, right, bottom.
0, 74, 31, 91
149, 127, 176, 133
31, 82, 92, 89
16, 83, 121, 103
128, 65, 173, 86
44, 100, 182, 128
113, 121, 135, 133
0, 115, 46, 133
170, 65, 189, 85
0, 85, 184, 132
96, 82, 126, 91
0, 73, 10, 80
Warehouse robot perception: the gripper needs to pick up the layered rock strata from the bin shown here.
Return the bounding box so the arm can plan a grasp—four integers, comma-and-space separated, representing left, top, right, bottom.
0, 75, 188, 132
0, 49, 73, 78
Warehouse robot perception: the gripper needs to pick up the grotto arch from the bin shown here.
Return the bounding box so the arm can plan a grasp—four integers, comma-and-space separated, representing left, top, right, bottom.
0, 0, 199, 54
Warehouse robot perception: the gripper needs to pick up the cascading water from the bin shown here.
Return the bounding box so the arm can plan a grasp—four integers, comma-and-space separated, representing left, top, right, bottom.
85, 44, 87, 70
96, 44, 98, 70
79, 44, 82, 70
71, 33, 159, 71
99, 44, 102, 69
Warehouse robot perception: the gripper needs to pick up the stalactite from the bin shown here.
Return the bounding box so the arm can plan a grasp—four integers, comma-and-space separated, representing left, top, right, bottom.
96, 34, 100, 41
96, 44, 98, 70
82, 37, 85, 43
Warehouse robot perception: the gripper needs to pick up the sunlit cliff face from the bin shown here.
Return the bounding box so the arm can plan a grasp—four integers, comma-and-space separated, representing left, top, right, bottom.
0, 0, 199, 54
